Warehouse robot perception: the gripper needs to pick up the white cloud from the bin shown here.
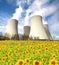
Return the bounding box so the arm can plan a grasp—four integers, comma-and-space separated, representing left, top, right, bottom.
13, 0, 55, 26
27, 0, 57, 17
0, 26, 7, 28
16, 0, 21, 6
24, 12, 30, 26
16, 0, 33, 6
47, 9, 59, 37
50, 22, 59, 33
0, 26, 7, 33
18, 24, 24, 34
11, 6, 23, 20
55, 36, 59, 38
17, 0, 27, 5
29, 5, 56, 17
0, 14, 11, 34
24, 0, 58, 26
18, 25, 23, 29
29, 0, 48, 10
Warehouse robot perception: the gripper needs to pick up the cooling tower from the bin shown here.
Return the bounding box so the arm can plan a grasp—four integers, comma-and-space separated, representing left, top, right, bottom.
23, 26, 30, 40
29, 15, 49, 39
43, 23, 52, 40
6, 19, 18, 38
24, 26, 30, 36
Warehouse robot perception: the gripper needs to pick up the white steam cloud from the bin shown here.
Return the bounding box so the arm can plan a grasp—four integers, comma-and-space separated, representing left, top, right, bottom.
24, 0, 57, 25
11, 0, 54, 25
11, 6, 23, 20
11, 0, 58, 25
24, 13, 30, 26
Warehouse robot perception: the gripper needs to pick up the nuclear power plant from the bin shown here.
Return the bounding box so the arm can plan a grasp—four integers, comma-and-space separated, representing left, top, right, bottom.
5, 15, 52, 40
22, 26, 30, 40
29, 15, 49, 39
5, 19, 18, 39
24, 26, 30, 36
43, 23, 52, 40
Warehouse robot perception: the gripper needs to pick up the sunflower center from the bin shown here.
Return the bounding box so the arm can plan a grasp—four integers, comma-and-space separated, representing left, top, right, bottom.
51, 61, 55, 65
19, 61, 23, 65
35, 61, 39, 65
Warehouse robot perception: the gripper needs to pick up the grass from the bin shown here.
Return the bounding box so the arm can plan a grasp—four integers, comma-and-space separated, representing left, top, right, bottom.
0, 40, 59, 65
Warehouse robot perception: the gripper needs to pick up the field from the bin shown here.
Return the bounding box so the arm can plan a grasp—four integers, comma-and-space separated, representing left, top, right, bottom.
0, 40, 59, 65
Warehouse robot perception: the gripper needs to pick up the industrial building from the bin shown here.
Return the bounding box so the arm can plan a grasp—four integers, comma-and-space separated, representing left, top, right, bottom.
5, 15, 52, 40
22, 26, 30, 40
24, 26, 30, 36
43, 23, 52, 40
29, 15, 49, 39
5, 19, 18, 39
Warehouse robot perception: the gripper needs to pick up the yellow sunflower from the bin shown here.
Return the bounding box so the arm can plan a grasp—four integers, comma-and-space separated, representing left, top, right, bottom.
45, 47, 49, 52
49, 59, 58, 65
15, 59, 24, 65
33, 60, 42, 65
51, 54, 58, 60
1, 57, 7, 62
25, 58, 30, 64
7, 51, 11, 57
9, 63, 13, 65
29, 45, 33, 49
37, 49, 41, 54
0, 46, 2, 50
14, 50, 18, 55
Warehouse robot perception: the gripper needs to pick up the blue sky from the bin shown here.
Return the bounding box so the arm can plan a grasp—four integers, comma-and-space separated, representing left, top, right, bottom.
0, 0, 59, 39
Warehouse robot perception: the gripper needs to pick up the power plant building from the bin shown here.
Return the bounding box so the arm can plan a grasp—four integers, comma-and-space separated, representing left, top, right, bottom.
5, 15, 52, 40
24, 26, 30, 36
29, 15, 49, 39
23, 26, 30, 39
43, 23, 52, 40
6, 19, 18, 38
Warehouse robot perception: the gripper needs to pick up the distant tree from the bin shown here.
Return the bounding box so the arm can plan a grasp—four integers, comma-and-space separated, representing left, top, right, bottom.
4, 33, 10, 40
22, 34, 29, 40
29, 36, 33, 40
0, 32, 3, 40
11, 34, 19, 40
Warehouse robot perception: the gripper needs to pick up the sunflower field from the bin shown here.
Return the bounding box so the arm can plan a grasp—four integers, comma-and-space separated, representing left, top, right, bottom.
0, 40, 59, 65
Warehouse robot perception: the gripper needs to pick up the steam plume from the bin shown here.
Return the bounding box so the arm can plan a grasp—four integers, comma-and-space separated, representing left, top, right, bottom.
11, 6, 23, 20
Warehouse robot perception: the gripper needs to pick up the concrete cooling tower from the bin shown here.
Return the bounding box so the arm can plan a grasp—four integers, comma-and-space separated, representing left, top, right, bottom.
24, 26, 30, 36
43, 23, 52, 40
6, 19, 18, 38
29, 15, 49, 39
23, 26, 30, 40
